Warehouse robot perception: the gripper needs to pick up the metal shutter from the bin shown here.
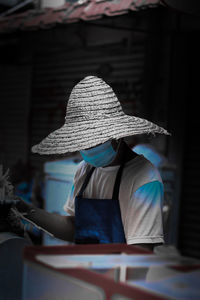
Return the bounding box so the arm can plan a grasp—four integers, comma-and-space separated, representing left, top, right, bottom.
178, 34, 200, 259
0, 65, 31, 170
178, 121, 200, 258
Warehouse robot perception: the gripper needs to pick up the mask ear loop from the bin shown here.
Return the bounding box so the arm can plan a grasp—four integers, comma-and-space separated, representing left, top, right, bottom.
115, 138, 126, 165
108, 138, 123, 165
115, 138, 123, 154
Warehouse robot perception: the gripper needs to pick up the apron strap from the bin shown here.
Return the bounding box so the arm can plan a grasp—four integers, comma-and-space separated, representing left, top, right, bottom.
77, 163, 125, 200
77, 166, 95, 197
112, 163, 125, 200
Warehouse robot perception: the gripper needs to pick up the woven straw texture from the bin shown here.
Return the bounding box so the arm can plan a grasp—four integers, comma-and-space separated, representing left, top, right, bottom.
32, 76, 170, 155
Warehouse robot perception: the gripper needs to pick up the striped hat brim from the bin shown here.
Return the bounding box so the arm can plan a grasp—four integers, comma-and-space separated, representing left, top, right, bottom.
32, 113, 170, 155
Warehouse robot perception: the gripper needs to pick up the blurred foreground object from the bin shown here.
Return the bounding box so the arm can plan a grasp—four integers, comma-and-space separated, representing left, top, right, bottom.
0, 165, 25, 236
0, 164, 14, 200
0, 232, 31, 300
23, 243, 200, 300
0, 165, 31, 299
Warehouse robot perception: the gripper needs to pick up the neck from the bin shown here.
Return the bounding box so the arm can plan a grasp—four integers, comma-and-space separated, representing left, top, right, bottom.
105, 140, 137, 167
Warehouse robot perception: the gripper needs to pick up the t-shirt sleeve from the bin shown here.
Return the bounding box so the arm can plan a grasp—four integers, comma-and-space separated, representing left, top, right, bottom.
63, 160, 89, 216
125, 180, 164, 245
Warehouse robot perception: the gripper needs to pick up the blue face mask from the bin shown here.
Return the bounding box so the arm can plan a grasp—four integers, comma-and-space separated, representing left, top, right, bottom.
80, 140, 117, 168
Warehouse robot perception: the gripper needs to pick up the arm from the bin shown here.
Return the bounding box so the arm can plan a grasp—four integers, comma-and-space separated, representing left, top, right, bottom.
14, 199, 75, 242
126, 181, 164, 247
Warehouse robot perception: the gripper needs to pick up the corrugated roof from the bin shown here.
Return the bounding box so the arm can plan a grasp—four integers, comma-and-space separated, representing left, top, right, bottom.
0, 0, 160, 34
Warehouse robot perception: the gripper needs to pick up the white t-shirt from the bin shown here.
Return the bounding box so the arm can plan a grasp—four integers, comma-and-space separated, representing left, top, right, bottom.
63, 154, 164, 245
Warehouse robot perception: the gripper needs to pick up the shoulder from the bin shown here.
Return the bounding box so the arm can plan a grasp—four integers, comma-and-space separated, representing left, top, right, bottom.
137, 155, 162, 182
74, 160, 91, 182
76, 160, 88, 174
125, 155, 163, 192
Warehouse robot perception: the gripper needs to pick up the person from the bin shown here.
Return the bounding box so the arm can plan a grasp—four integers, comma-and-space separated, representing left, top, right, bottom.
13, 76, 170, 250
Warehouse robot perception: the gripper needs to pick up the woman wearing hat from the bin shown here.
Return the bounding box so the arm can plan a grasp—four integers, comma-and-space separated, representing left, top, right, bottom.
14, 76, 170, 249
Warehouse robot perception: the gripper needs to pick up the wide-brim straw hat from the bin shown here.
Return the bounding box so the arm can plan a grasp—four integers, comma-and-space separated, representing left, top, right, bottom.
32, 76, 170, 155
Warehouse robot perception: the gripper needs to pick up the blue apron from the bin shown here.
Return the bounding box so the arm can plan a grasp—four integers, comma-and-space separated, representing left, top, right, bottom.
75, 164, 126, 244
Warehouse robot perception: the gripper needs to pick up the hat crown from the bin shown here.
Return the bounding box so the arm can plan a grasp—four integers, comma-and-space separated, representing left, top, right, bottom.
65, 76, 124, 122
31, 75, 170, 155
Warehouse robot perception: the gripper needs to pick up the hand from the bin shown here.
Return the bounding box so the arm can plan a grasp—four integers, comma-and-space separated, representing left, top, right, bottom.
0, 198, 25, 236
13, 196, 34, 215
7, 207, 25, 236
